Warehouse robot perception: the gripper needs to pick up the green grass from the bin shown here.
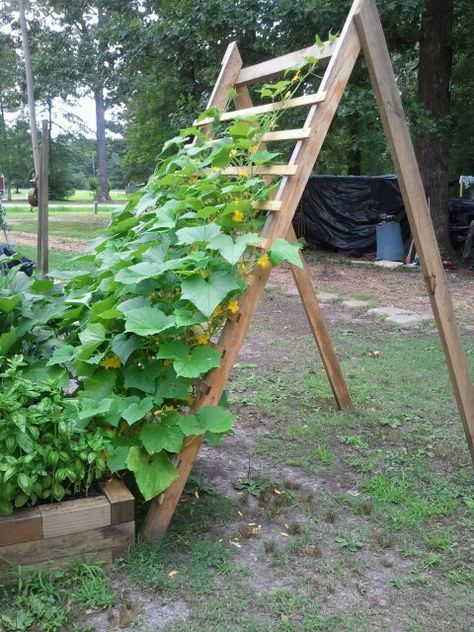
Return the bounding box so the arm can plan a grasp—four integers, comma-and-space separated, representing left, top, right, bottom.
0, 561, 115, 631
15, 245, 95, 272
7, 188, 127, 202
9, 218, 106, 240
5, 205, 114, 218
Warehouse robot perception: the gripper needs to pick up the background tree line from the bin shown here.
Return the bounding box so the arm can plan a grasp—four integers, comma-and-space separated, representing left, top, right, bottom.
1, 0, 473, 251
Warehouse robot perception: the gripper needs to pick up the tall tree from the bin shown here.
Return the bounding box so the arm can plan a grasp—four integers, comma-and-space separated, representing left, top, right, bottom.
415, 0, 454, 253
36, 0, 139, 201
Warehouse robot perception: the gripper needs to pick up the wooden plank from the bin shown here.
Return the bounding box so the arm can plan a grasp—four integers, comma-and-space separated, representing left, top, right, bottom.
0, 522, 134, 567
236, 39, 337, 87
100, 478, 135, 525
1, 549, 114, 583
220, 165, 298, 177
0, 507, 42, 546
252, 200, 282, 211
261, 128, 311, 142
286, 226, 352, 410
198, 41, 243, 138
195, 91, 327, 126
40, 496, 110, 538
354, 0, 474, 462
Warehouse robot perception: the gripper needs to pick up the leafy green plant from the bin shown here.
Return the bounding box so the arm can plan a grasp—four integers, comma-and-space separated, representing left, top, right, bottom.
0, 355, 108, 515
335, 533, 364, 552
38, 58, 320, 503
1, 58, 320, 506
233, 475, 271, 497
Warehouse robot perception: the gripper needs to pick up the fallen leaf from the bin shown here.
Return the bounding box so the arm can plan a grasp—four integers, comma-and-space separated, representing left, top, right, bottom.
280, 532, 289, 537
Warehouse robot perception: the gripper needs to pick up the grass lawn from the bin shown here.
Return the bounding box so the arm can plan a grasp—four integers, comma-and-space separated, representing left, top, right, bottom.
7, 188, 128, 202
14, 245, 95, 272
9, 216, 107, 240
0, 252, 473, 631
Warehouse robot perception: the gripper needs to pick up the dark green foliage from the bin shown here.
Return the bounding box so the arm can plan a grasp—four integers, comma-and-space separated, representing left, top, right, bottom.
0, 354, 108, 515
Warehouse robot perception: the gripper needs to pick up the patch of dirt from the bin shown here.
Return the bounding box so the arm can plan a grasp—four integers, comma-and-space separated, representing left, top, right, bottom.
8, 231, 87, 253
81, 586, 189, 631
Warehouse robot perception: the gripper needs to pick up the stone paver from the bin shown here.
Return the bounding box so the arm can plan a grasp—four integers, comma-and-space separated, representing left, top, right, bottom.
316, 292, 339, 303
341, 299, 370, 308
367, 306, 433, 328
367, 307, 415, 317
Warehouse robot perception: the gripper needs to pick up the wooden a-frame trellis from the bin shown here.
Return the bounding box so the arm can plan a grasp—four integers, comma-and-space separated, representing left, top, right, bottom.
143, 0, 474, 539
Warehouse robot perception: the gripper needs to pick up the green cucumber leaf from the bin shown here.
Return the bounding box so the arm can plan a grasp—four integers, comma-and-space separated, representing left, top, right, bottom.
126, 447, 179, 501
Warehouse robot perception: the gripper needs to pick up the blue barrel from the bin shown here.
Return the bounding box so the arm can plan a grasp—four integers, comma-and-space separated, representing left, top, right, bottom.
376, 221, 404, 261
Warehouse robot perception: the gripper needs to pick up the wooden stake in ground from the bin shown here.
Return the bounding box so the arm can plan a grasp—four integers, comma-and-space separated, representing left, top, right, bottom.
37, 120, 49, 275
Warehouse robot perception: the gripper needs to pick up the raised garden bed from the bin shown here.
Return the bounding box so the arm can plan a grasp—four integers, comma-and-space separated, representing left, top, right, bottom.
0, 478, 134, 574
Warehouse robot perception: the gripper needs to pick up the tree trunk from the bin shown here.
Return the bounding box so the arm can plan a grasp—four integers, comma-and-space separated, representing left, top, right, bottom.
19, 0, 40, 177
416, 0, 453, 254
95, 86, 110, 202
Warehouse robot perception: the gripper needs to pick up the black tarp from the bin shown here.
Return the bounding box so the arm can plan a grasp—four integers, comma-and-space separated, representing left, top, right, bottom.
0, 244, 36, 276
293, 174, 474, 257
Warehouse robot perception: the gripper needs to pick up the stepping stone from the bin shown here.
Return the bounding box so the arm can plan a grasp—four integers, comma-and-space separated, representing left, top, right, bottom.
367, 307, 415, 317
316, 292, 339, 303
368, 306, 434, 329
341, 299, 370, 308
385, 314, 425, 328
374, 260, 404, 269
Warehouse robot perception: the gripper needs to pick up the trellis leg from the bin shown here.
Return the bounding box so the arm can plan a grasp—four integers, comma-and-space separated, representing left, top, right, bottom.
286, 226, 352, 410
355, 0, 474, 461
234, 84, 352, 411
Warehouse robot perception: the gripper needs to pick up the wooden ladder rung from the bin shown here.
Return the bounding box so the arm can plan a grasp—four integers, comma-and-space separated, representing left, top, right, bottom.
195, 92, 327, 127
220, 165, 298, 176
235, 40, 337, 87
251, 200, 282, 211
261, 128, 311, 142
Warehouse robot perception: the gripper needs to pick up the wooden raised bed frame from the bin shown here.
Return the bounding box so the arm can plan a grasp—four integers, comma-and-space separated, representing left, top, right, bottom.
0, 478, 134, 575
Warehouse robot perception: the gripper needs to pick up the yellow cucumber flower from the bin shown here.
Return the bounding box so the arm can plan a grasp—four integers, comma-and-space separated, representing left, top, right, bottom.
101, 355, 122, 369
196, 333, 210, 345
257, 253, 271, 269
232, 209, 245, 222
228, 299, 239, 314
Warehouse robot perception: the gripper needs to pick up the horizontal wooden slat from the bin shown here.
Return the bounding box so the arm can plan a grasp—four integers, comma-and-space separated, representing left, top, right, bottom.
0, 522, 135, 567
1, 549, 115, 583
40, 496, 110, 538
236, 39, 337, 87
261, 128, 311, 141
0, 507, 43, 546
195, 92, 326, 126
100, 478, 135, 525
251, 200, 282, 211
221, 165, 298, 176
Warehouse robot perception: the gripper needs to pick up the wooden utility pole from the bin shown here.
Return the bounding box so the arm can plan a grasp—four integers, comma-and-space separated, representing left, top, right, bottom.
19, 0, 39, 177
37, 120, 49, 275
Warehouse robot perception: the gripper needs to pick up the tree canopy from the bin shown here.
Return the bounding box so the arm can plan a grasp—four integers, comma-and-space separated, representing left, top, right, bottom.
1, 0, 473, 248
